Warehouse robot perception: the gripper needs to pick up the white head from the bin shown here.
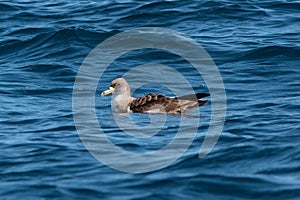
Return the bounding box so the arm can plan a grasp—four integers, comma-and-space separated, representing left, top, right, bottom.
101, 78, 131, 97
101, 78, 131, 113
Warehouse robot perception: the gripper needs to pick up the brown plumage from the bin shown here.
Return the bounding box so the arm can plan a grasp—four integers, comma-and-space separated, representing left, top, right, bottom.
101, 78, 209, 114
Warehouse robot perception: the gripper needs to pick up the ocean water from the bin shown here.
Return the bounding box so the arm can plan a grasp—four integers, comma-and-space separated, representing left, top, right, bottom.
1, 0, 300, 199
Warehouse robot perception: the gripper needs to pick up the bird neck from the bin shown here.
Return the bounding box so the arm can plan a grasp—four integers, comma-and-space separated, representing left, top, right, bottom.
112, 92, 131, 113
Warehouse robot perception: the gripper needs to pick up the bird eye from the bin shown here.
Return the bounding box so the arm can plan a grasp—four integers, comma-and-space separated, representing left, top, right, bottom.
110, 83, 115, 88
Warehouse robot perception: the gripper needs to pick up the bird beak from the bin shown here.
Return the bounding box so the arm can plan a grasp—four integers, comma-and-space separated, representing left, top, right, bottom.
101, 87, 115, 96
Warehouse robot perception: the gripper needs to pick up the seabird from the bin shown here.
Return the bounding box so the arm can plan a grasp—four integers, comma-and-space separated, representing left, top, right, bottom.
101, 78, 209, 114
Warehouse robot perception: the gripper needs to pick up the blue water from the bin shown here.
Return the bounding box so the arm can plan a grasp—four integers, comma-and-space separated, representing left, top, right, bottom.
1, 0, 300, 199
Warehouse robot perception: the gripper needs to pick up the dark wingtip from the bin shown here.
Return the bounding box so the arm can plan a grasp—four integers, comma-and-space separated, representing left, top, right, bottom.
177, 93, 210, 100
195, 93, 210, 99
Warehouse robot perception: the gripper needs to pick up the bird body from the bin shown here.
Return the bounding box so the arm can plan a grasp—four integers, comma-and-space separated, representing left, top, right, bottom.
101, 78, 209, 114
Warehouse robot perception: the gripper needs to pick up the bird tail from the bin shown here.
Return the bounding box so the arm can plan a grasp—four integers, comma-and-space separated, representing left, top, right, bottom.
198, 100, 208, 106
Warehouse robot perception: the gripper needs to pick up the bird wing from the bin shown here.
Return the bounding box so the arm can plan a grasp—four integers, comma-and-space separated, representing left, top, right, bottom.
129, 93, 181, 114
129, 93, 209, 114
